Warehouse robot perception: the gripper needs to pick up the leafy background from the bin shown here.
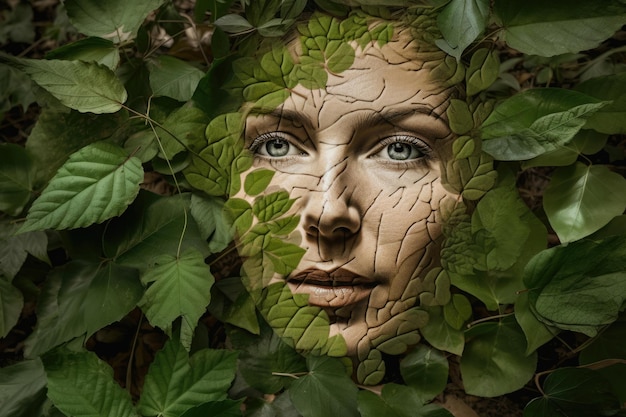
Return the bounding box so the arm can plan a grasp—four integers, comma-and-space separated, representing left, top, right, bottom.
1, 1, 626, 417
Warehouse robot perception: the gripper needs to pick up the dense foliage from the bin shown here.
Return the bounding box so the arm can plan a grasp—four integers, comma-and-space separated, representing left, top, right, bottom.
1, 0, 626, 416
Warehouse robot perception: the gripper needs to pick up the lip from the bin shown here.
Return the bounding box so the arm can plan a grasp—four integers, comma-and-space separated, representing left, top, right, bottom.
287, 267, 376, 308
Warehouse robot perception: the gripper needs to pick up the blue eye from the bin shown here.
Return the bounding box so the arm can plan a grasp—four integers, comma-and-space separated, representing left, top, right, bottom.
386, 142, 422, 160
373, 136, 429, 161
251, 133, 304, 158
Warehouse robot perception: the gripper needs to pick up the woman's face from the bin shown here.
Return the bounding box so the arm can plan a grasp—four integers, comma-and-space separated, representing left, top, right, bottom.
241, 36, 457, 355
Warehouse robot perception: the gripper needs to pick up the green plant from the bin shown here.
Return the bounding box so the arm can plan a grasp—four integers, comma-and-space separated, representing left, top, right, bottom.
1, 1, 626, 416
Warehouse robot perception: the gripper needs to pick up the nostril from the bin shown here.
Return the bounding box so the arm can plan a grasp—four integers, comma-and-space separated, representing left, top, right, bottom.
306, 225, 319, 237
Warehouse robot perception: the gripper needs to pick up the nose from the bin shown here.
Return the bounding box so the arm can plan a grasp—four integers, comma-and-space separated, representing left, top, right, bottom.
301, 162, 362, 258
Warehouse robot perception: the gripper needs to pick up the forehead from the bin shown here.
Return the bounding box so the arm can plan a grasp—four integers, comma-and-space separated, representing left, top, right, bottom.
277, 35, 452, 130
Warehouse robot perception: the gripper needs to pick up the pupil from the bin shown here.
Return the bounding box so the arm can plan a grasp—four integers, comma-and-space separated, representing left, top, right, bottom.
388, 143, 411, 160
266, 139, 289, 157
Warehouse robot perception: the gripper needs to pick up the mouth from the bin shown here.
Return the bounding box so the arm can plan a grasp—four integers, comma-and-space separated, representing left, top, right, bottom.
287, 268, 376, 308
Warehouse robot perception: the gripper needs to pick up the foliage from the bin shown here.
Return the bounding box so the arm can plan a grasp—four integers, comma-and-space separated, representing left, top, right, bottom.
1, 0, 625, 417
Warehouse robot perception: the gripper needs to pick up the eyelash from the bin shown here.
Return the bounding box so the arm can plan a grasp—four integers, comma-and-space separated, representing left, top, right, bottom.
373, 135, 433, 167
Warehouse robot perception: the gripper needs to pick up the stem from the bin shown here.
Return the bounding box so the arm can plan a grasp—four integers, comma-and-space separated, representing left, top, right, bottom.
126, 313, 143, 393
466, 313, 513, 328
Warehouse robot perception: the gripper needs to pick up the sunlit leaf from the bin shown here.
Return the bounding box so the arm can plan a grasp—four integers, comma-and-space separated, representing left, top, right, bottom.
575, 72, 626, 134
253, 191, 295, 222
149, 56, 205, 102
0, 277, 23, 338
0, 143, 34, 216
0, 54, 127, 113
0, 359, 47, 417
244, 168, 275, 196
289, 356, 359, 417
494, 0, 626, 57
228, 320, 307, 394
482, 89, 608, 160
137, 336, 238, 417
524, 236, 626, 337
544, 163, 626, 242
104, 192, 209, 271
436, 0, 490, 60
461, 316, 537, 397
400, 345, 449, 402
523, 368, 621, 417
45, 37, 121, 69
43, 348, 135, 417
19, 142, 143, 233
139, 249, 214, 346
64, 0, 167, 43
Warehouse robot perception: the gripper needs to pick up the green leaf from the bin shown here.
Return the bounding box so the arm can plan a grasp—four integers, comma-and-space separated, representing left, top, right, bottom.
420, 306, 465, 356
400, 345, 449, 402
0, 359, 47, 417
137, 337, 238, 417
494, 0, 626, 57
26, 109, 126, 185
45, 37, 121, 69
575, 72, 626, 134
465, 48, 499, 96
104, 192, 209, 271
0, 143, 34, 216
440, 139, 497, 200
0, 277, 23, 338
214, 14, 254, 33
179, 400, 243, 417
523, 368, 621, 417
0, 64, 36, 113
520, 129, 608, 169
514, 292, 558, 355
544, 163, 626, 242
190, 194, 233, 253
0, 221, 48, 280
252, 191, 295, 222
152, 106, 211, 159
289, 356, 359, 417
43, 348, 136, 417
210, 279, 260, 334
228, 320, 307, 394
482, 93, 608, 161
1, 54, 127, 113
460, 316, 537, 397
64, 0, 167, 43
19, 141, 143, 232
524, 236, 626, 337
83, 263, 143, 336
139, 249, 214, 347
446, 100, 473, 135
244, 168, 275, 196
149, 56, 205, 102
442, 294, 472, 330
436, 0, 490, 60
358, 384, 453, 417
0, 3, 35, 44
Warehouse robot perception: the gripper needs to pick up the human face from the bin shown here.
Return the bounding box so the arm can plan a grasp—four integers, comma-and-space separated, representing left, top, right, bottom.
241, 36, 458, 355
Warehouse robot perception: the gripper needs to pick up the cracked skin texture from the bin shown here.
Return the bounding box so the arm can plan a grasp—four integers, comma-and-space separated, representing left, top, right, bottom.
238, 22, 460, 366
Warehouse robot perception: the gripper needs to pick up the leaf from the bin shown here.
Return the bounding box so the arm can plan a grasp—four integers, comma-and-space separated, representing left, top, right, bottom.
0, 143, 34, 216
45, 37, 121, 69
0, 221, 48, 279
244, 168, 275, 196
228, 320, 307, 394
0, 54, 127, 113
520, 129, 607, 169
524, 236, 626, 337
214, 14, 254, 33
544, 163, 626, 242
252, 191, 295, 222
465, 48, 499, 96
0, 64, 36, 113
440, 139, 497, 201
0, 3, 35, 44
43, 348, 136, 417
482, 96, 608, 161
289, 356, 359, 417
137, 336, 238, 417
139, 249, 214, 346
190, 194, 233, 253
494, 0, 626, 57
436, 0, 490, 60
152, 106, 210, 159
0, 359, 47, 417
523, 368, 621, 417
358, 384, 453, 417
26, 109, 126, 185
575, 72, 626, 134
179, 400, 243, 417
0, 277, 23, 338
64, 0, 167, 43
83, 263, 143, 336
446, 100, 473, 135
442, 294, 472, 330
400, 345, 449, 402
460, 316, 537, 397
149, 56, 205, 102
103, 192, 209, 271
19, 141, 143, 233
420, 306, 465, 356
514, 292, 558, 355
